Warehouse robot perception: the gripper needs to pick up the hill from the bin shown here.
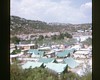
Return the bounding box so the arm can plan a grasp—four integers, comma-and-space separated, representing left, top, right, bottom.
10, 16, 92, 35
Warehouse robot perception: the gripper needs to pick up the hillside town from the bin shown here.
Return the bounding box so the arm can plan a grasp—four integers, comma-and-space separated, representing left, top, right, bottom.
10, 28, 92, 77
10, 0, 92, 79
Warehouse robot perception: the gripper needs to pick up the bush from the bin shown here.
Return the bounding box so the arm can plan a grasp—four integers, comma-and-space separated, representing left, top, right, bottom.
11, 36, 20, 44
11, 49, 21, 55
10, 64, 24, 80
82, 37, 92, 46
10, 65, 92, 80
38, 35, 44, 40
10, 65, 58, 80
80, 72, 92, 80
64, 32, 72, 38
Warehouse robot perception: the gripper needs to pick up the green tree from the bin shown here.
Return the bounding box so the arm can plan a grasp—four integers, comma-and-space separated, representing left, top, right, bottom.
60, 72, 80, 80
11, 49, 21, 55
64, 32, 72, 38
51, 35, 57, 40
11, 36, 20, 44
57, 33, 64, 40
10, 64, 92, 80
45, 35, 49, 38
34, 40, 38, 49
10, 64, 24, 80
38, 35, 44, 40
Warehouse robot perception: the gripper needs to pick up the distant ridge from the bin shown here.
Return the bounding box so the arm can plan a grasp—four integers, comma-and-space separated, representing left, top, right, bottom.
10, 15, 92, 35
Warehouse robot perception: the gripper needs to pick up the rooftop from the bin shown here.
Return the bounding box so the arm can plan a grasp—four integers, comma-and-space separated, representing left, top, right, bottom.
63, 57, 79, 68
22, 61, 43, 69
56, 50, 70, 57
16, 43, 35, 47
45, 63, 68, 74
27, 49, 45, 56
38, 58, 55, 63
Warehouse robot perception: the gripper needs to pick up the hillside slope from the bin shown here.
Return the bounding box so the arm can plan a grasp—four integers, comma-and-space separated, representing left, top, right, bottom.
10, 16, 92, 35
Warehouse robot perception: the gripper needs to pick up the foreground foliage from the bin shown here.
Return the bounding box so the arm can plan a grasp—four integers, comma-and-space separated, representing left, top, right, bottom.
10, 64, 92, 80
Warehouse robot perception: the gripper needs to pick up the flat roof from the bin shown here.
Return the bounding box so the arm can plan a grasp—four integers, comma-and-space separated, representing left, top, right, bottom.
16, 44, 35, 47
75, 51, 89, 55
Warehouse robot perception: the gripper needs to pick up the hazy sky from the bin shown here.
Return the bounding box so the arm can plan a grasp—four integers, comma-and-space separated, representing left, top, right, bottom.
11, 0, 92, 24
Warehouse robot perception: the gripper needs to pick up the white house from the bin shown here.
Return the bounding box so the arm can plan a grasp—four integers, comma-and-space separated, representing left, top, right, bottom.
10, 52, 24, 64
16, 43, 35, 50
71, 44, 81, 50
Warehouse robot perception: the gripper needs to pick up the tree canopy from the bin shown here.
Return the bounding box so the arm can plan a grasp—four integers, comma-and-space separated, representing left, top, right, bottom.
11, 49, 21, 55
51, 32, 72, 40
11, 36, 20, 44
10, 64, 92, 80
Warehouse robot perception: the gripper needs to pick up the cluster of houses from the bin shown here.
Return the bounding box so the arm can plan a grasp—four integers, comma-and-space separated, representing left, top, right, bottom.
10, 40, 92, 76
12, 30, 92, 41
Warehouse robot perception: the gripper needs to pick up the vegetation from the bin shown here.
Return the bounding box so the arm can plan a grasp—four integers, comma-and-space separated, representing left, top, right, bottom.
51, 32, 72, 40
82, 37, 92, 46
81, 72, 92, 80
10, 64, 92, 80
11, 49, 21, 55
10, 64, 25, 80
10, 16, 92, 35
11, 36, 20, 44
33, 38, 77, 47
64, 32, 72, 38
10, 64, 58, 80
38, 35, 44, 40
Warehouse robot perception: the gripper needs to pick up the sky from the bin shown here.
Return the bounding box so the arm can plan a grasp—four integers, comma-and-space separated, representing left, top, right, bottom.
10, 0, 92, 24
